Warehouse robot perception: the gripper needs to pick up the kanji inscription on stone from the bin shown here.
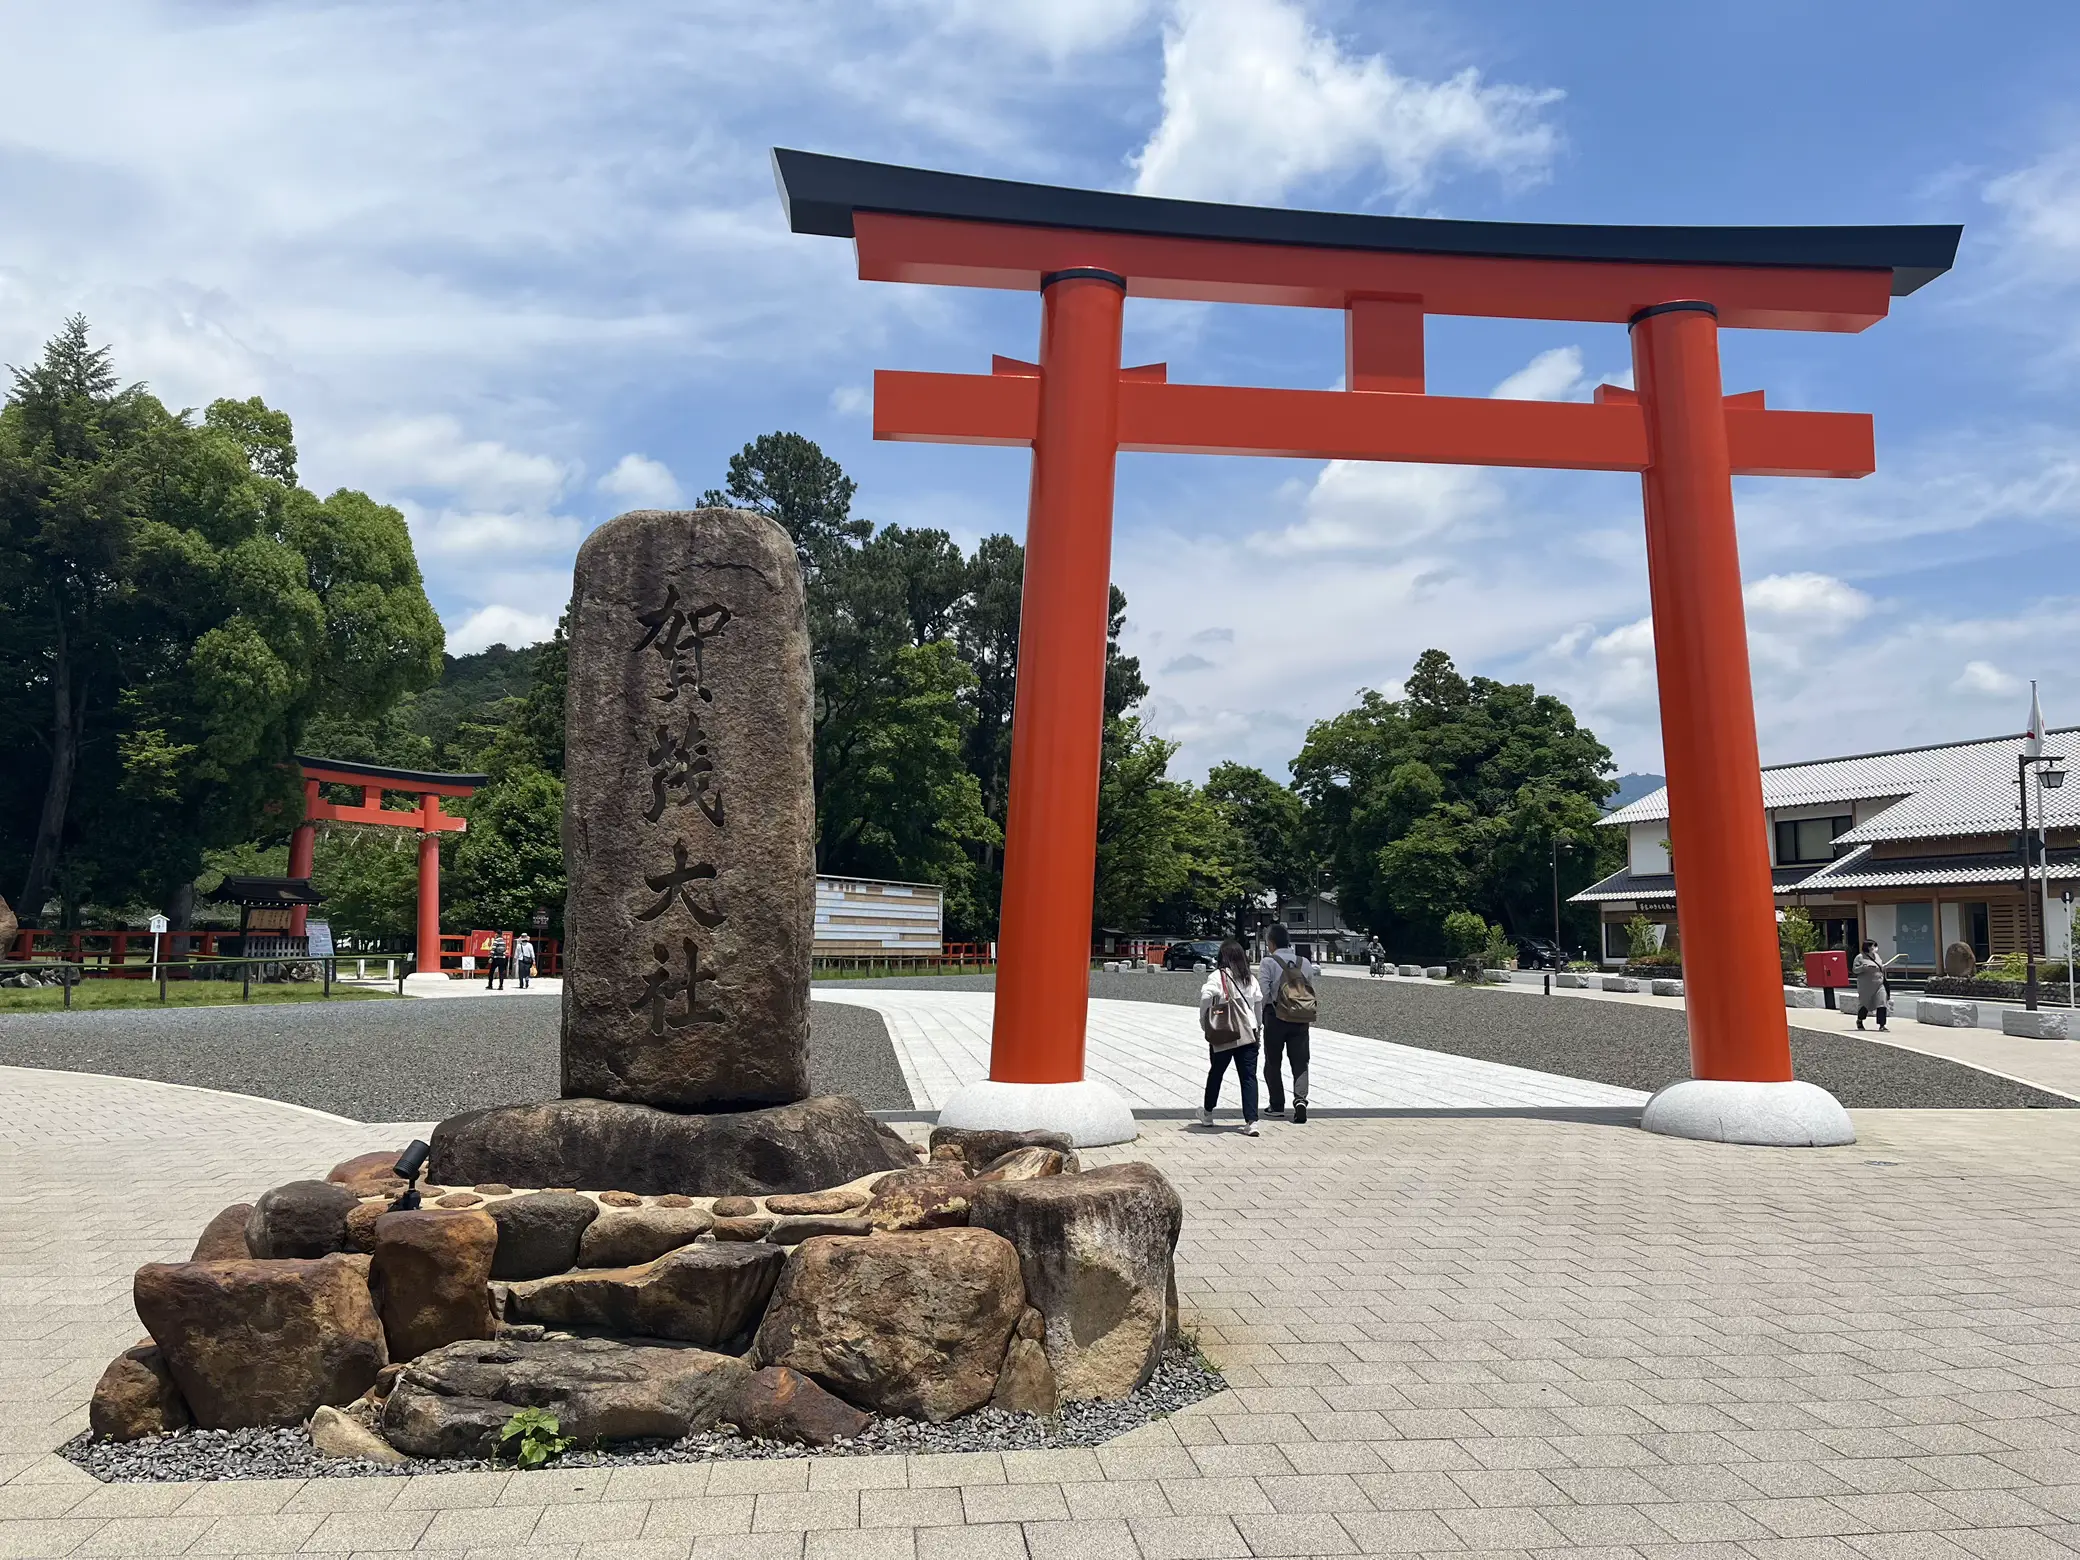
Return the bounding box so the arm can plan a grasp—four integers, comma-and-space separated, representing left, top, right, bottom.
559, 506, 814, 1108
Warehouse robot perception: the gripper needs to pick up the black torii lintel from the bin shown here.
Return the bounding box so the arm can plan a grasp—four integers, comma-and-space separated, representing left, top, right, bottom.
772, 148, 1962, 296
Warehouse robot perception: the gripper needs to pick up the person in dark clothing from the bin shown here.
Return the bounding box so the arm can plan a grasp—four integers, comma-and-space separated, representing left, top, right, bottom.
486, 931, 508, 991
1258, 923, 1319, 1123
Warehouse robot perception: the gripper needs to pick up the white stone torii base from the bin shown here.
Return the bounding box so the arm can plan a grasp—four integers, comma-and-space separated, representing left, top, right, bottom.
1640, 1078, 1855, 1147
934, 1078, 1140, 1147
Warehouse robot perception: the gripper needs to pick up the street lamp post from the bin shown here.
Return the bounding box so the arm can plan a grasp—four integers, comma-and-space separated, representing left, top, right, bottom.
1550, 837, 1570, 958
2018, 751, 2066, 1012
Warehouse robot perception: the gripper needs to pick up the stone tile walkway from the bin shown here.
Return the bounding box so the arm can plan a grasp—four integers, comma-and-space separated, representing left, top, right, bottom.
14, 1062, 2080, 1560
809, 989, 1645, 1112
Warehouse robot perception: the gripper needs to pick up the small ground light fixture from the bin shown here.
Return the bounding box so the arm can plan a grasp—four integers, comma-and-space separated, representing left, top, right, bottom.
391, 1139, 431, 1211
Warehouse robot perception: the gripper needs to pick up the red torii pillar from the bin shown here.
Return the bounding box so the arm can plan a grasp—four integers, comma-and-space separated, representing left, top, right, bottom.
292, 758, 479, 983
776, 149, 1959, 1146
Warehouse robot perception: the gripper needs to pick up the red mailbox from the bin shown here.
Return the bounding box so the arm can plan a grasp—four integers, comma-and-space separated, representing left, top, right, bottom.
1804, 950, 1849, 988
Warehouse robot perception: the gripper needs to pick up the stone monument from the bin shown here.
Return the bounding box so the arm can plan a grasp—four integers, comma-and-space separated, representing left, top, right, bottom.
559, 506, 814, 1108
430, 509, 915, 1194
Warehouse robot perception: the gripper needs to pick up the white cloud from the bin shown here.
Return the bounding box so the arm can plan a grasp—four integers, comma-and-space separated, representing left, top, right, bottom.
830, 385, 873, 417
1986, 148, 2080, 277
1261, 460, 1502, 552
447, 603, 562, 655
1954, 659, 2022, 697
1489, 346, 1585, 402
348, 416, 572, 512
914, 0, 1158, 59
1129, 0, 1561, 205
1743, 572, 1872, 624
597, 453, 684, 510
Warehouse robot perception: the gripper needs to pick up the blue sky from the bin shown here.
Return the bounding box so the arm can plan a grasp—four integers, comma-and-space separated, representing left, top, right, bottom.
4, 0, 2077, 782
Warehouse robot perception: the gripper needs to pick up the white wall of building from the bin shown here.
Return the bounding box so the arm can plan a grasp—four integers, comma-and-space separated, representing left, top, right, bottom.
1628, 822, 1669, 875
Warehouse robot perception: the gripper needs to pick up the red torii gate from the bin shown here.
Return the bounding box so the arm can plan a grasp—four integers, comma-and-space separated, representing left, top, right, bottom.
776, 150, 1959, 1147
289, 755, 484, 976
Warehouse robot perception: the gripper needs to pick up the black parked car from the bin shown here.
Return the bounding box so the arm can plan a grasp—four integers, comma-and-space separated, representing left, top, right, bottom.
1161, 939, 1223, 972
1513, 936, 1564, 969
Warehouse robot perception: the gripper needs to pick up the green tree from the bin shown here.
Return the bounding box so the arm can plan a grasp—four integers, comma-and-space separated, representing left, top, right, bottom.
815, 641, 998, 936
0, 319, 443, 924
1292, 649, 1614, 959
698, 431, 869, 573
449, 766, 567, 933
1203, 762, 1312, 931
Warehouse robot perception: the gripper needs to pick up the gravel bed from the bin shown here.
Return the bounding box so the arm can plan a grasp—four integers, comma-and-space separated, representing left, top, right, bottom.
63, 1347, 1223, 1482
0, 996, 913, 1118
838, 971, 2075, 1110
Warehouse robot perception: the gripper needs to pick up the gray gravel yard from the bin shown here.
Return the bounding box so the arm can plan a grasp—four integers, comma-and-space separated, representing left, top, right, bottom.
839, 969, 2075, 1110
0, 995, 913, 1121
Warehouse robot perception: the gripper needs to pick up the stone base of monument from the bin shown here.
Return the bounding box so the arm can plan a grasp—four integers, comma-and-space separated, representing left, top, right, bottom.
87, 1124, 1196, 1465
428, 1095, 920, 1197
1639, 1078, 1855, 1147
935, 1079, 1139, 1148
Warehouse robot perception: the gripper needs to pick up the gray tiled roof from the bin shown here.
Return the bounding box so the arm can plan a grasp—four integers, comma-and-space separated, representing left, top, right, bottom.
1600, 724, 2080, 840
1572, 864, 1826, 905
1796, 844, 2080, 891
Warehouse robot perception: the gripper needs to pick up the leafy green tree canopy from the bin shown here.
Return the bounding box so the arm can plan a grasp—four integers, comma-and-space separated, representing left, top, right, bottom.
0, 318, 444, 924
1292, 649, 1615, 958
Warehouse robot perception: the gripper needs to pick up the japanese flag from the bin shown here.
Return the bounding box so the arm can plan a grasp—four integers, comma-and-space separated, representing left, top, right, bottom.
2025, 682, 2046, 760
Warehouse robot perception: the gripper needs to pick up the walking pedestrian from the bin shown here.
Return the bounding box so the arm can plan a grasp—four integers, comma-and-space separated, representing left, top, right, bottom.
1852, 938, 1900, 1031
1198, 939, 1261, 1135
486, 931, 508, 991
515, 934, 536, 989
1259, 923, 1319, 1122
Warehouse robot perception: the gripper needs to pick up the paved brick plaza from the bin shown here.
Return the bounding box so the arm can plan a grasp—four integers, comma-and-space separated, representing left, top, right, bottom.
9, 1057, 2080, 1560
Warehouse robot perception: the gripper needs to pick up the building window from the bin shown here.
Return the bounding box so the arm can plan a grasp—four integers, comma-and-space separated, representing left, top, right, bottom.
1815, 916, 1859, 951
1603, 921, 1630, 960
1289, 905, 1308, 925
1966, 902, 1990, 962
1774, 815, 1852, 865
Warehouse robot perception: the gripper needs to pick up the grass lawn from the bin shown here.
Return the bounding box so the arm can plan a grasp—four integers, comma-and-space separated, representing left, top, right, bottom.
811, 963, 998, 982
0, 980, 398, 1011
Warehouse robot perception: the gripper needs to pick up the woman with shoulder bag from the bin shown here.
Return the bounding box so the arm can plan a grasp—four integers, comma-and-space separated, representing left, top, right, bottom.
1198, 939, 1262, 1135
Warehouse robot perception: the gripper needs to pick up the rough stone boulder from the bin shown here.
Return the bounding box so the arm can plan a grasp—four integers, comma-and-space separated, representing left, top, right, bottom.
730, 1366, 870, 1445
860, 1167, 974, 1232
578, 1206, 714, 1267
489, 1192, 599, 1279
505, 1244, 785, 1350
245, 1180, 362, 1259
991, 1331, 1059, 1416
766, 1215, 871, 1245
754, 1228, 1025, 1422
344, 1201, 388, 1253
89, 1345, 191, 1441
974, 1146, 1076, 1181
929, 1127, 1074, 1169
381, 1336, 750, 1459
429, 1095, 916, 1198
327, 1150, 407, 1196
970, 1164, 1183, 1402
370, 1210, 498, 1361
713, 1215, 777, 1242
310, 1404, 407, 1464
134, 1255, 387, 1428
712, 1196, 759, 1218
765, 1189, 868, 1216
191, 1204, 254, 1261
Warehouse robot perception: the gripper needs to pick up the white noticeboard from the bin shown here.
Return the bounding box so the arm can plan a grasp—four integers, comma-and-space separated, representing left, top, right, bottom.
306, 920, 334, 960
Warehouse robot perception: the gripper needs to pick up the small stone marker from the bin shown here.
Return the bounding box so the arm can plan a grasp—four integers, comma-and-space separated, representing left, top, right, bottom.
560, 507, 815, 1109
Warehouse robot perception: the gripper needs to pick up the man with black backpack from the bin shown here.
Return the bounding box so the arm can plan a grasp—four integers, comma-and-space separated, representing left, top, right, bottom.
1258, 923, 1319, 1123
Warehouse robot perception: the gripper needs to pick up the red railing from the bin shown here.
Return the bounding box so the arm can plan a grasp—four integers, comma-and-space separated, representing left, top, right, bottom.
430, 932, 563, 976
5, 928, 233, 976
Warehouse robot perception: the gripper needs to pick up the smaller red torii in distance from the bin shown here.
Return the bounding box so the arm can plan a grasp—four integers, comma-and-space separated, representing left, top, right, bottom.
288, 755, 484, 966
